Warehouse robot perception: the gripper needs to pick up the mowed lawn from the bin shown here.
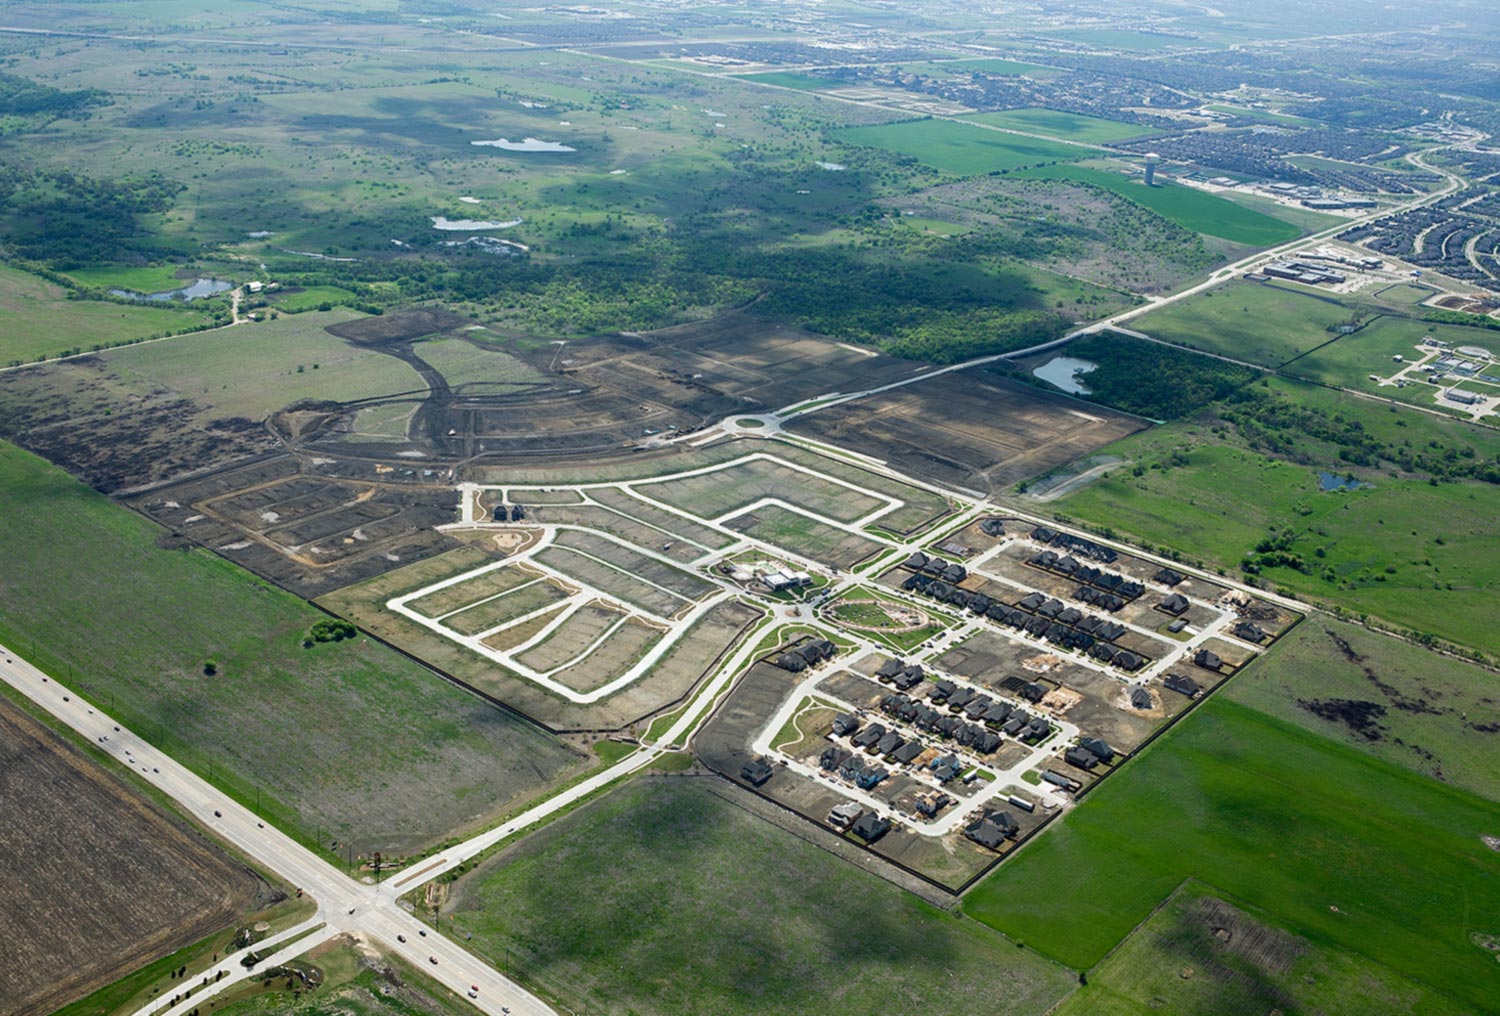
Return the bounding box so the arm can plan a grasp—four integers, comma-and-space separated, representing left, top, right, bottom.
1129, 279, 1356, 367
965, 697, 1500, 1013
0, 443, 583, 853
0, 263, 219, 364
444, 778, 1078, 1016
837, 118, 1090, 175
1016, 165, 1303, 245
961, 108, 1153, 144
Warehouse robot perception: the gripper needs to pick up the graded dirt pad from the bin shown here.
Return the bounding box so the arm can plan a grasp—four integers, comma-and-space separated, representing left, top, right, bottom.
785, 365, 1149, 495
534, 545, 688, 618
549, 620, 664, 694
515, 603, 628, 672
550, 527, 718, 600
322, 554, 763, 730
0, 695, 266, 1016
526, 504, 708, 565
580, 488, 739, 550
409, 563, 535, 618
443, 578, 572, 636
129, 455, 460, 599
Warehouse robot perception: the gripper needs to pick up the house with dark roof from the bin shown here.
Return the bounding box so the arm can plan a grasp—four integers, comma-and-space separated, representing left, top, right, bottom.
1018, 591, 1046, 611
1079, 736, 1115, 763
1194, 649, 1224, 671
975, 730, 1003, 754
901, 574, 928, 592
930, 680, 956, 702
831, 713, 860, 737
741, 759, 774, 785
875, 658, 904, 681
892, 740, 924, 766
984, 700, 1013, 725
1164, 673, 1201, 697
1001, 717, 1025, 736
1025, 717, 1050, 742
905, 551, 929, 570
775, 651, 807, 673
930, 755, 963, 782
969, 593, 993, 614
963, 697, 991, 721
1090, 643, 1118, 664
1064, 746, 1099, 771
876, 731, 905, 756
1130, 687, 1154, 710
1154, 567, 1185, 586
851, 724, 886, 750
1031, 526, 1058, 543
1098, 622, 1128, 642
1233, 621, 1269, 644
946, 686, 975, 710
916, 706, 941, 730
1114, 650, 1145, 672
855, 765, 889, 790
1160, 593, 1190, 616
851, 812, 891, 843
1021, 681, 1047, 704
820, 745, 850, 771
1037, 599, 1064, 619
979, 517, 1006, 537
936, 715, 961, 738
965, 813, 1015, 850
942, 563, 967, 584
827, 801, 863, 830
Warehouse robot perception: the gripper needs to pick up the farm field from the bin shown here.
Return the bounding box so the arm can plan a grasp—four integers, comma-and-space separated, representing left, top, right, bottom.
441, 777, 1078, 1016
0, 263, 220, 364
1052, 880, 1469, 1016
1015, 165, 1304, 245
0, 442, 584, 854
965, 697, 1500, 1013
836, 118, 1091, 175
960, 108, 1154, 144
0, 692, 267, 1016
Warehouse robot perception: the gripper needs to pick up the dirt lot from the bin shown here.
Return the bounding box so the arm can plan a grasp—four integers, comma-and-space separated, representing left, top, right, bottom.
785, 365, 1148, 495
0, 695, 269, 1016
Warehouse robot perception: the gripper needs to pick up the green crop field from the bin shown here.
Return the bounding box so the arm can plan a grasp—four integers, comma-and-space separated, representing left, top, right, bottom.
837, 118, 1090, 175
965, 696, 1500, 1013
442, 777, 1077, 1016
0, 442, 584, 854
735, 71, 834, 91
0, 264, 220, 364
961, 108, 1154, 144
1016, 165, 1304, 245
1129, 279, 1355, 366
1050, 388, 1500, 654
1053, 880, 1470, 1016
101, 310, 424, 419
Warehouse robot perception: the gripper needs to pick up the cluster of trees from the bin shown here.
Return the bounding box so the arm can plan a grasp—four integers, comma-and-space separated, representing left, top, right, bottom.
0, 161, 185, 263
0, 71, 104, 118
304, 619, 357, 646
1044, 332, 1258, 419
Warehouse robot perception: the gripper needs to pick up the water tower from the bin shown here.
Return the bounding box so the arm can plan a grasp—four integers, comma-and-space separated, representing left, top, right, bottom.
1144, 153, 1161, 187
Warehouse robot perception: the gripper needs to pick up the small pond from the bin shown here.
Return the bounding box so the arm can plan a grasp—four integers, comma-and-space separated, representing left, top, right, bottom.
1318, 471, 1370, 492
110, 278, 232, 302
1032, 356, 1098, 395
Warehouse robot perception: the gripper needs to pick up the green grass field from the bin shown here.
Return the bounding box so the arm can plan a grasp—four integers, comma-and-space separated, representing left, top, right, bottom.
1052, 399, 1500, 653
837, 118, 1090, 175
1129, 279, 1355, 366
1016, 165, 1304, 245
961, 108, 1153, 144
965, 696, 1500, 1013
66, 264, 199, 293
101, 309, 423, 419
1053, 880, 1470, 1016
0, 263, 220, 363
1230, 618, 1500, 802
735, 71, 833, 91
443, 777, 1077, 1016
268, 285, 358, 312
0, 442, 583, 853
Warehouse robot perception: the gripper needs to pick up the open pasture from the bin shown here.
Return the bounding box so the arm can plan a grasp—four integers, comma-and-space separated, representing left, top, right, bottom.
965, 697, 1500, 1013
725, 503, 888, 569
836, 118, 1091, 175
960, 108, 1154, 144
443, 777, 1077, 1016
0, 446, 584, 853
637, 455, 887, 524
0, 695, 266, 1016
1016, 165, 1304, 245
1128, 279, 1359, 367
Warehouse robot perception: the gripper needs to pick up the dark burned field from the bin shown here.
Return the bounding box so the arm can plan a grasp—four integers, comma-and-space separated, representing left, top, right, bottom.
785, 365, 1148, 496
0, 694, 268, 1016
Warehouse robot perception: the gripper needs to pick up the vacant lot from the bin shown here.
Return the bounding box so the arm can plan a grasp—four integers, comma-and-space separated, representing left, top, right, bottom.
0, 443, 584, 853
961, 108, 1152, 144
0, 263, 219, 364
787, 367, 1148, 495
640, 456, 884, 523
726, 504, 886, 569
965, 697, 1500, 1012
1129, 280, 1356, 367
443, 777, 1076, 1016
0, 694, 265, 1016
837, 118, 1091, 175
1016, 166, 1303, 245
1054, 880, 1468, 1016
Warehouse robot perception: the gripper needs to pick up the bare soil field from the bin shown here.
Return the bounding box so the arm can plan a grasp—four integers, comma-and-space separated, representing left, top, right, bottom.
515, 604, 627, 672
640, 456, 884, 523
786, 366, 1149, 495
0, 695, 268, 1016
409, 564, 535, 618
443, 578, 572, 636
550, 528, 717, 600
527, 504, 710, 565
580, 487, 739, 548
549, 620, 665, 694
534, 545, 689, 619
321, 556, 762, 730
725, 504, 886, 569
